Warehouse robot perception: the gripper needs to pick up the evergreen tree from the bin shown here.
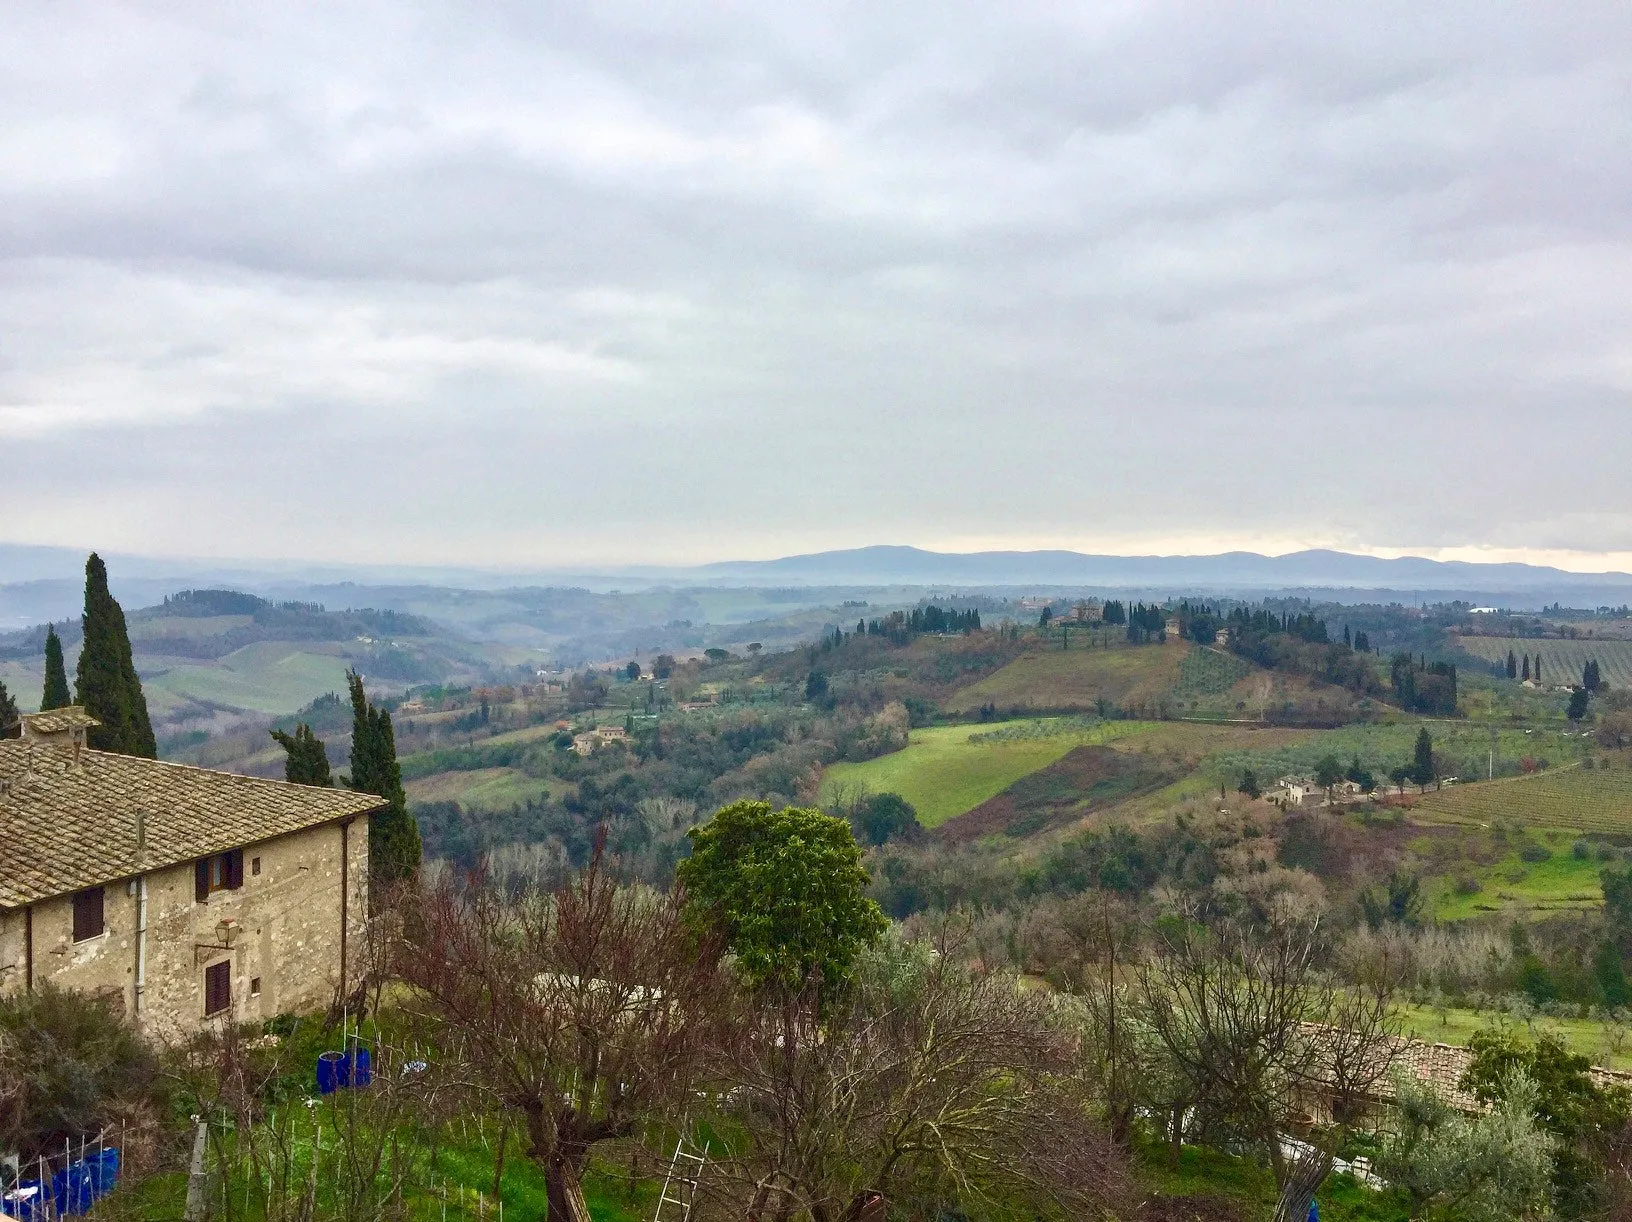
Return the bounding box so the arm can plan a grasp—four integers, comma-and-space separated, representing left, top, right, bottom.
344, 670, 419, 886
1535, 656, 1543, 684
1584, 659, 1602, 692
1522, 655, 1531, 681
40, 627, 70, 711
1238, 768, 1261, 799
1506, 650, 1518, 680
0, 679, 18, 738
73, 554, 155, 757
1410, 728, 1436, 788
269, 723, 333, 786
1568, 688, 1591, 722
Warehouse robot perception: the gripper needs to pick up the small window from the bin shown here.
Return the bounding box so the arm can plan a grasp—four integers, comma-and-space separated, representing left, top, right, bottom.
72, 887, 105, 942
195, 850, 245, 902
249, 977, 261, 996
251, 856, 261, 877
204, 960, 231, 1016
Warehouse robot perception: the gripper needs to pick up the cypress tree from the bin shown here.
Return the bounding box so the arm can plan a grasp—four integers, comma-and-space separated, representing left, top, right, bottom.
41, 626, 70, 711
1522, 655, 1531, 681
0, 680, 18, 738
344, 670, 419, 887
1410, 728, 1436, 788
1506, 650, 1517, 680
269, 723, 333, 787
74, 553, 155, 757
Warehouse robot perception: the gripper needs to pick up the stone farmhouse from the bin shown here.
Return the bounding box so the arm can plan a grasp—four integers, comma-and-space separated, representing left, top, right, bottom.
0, 708, 381, 1041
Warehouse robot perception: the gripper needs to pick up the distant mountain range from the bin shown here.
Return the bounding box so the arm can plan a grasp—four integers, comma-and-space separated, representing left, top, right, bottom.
5, 542, 1632, 632
682, 545, 1632, 597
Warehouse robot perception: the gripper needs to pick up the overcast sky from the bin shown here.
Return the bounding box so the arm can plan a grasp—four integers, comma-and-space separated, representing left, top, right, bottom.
3, 3, 1631, 570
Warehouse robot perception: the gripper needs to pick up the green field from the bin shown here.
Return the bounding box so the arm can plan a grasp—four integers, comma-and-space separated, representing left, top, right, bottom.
405, 766, 560, 810
1431, 829, 1605, 920
821, 719, 1130, 826
1397, 1003, 1632, 1071
142, 642, 353, 715
1412, 766, 1632, 835
1457, 635, 1632, 689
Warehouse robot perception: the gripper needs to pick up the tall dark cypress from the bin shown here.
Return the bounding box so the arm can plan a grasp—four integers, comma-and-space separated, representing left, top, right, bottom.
41, 626, 70, 711
0, 680, 18, 738
345, 670, 419, 886
270, 723, 333, 786
74, 554, 156, 757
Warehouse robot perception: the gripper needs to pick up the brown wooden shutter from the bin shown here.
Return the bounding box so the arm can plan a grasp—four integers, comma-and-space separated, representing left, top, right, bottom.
204, 960, 231, 1016
227, 849, 244, 890
72, 887, 104, 941
196, 859, 210, 903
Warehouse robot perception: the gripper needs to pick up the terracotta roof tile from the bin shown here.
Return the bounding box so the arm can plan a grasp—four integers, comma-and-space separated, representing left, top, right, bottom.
0, 742, 382, 908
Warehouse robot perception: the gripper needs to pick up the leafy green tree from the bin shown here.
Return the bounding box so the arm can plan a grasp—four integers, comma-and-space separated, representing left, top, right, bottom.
1375, 1071, 1554, 1222
804, 670, 829, 704
624, 660, 641, 681
344, 670, 419, 886
73, 554, 155, 757
679, 801, 887, 993
851, 792, 921, 847
1237, 768, 1260, 799
1360, 872, 1423, 929
269, 723, 333, 787
1411, 728, 1436, 788
1568, 688, 1591, 722
1314, 754, 1344, 796
0, 680, 17, 738
1594, 939, 1631, 1009
40, 627, 70, 711
1462, 1029, 1632, 1217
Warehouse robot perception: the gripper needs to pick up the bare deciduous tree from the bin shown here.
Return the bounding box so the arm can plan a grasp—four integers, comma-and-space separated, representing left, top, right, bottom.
703, 936, 1130, 1222
1135, 914, 1400, 1222
399, 853, 729, 1222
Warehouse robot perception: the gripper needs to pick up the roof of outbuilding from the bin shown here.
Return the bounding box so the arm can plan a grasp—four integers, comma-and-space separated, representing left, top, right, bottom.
0, 741, 383, 908
21, 707, 101, 734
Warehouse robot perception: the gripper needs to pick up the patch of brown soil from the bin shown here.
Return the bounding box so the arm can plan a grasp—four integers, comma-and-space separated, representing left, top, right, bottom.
936, 744, 1177, 843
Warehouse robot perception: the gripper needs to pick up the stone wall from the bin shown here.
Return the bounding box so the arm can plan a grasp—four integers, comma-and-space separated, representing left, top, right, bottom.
0, 816, 368, 1042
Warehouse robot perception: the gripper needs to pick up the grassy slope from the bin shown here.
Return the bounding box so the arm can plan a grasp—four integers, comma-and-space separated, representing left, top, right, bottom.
405, 766, 561, 810
942, 640, 1187, 714
1431, 829, 1605, 920
821, 720, 1116, 826
1398, 1003, 1632, 1072
142, 642, 354, 716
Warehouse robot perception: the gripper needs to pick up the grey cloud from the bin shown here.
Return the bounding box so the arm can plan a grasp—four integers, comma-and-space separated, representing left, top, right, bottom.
1, 2, 1630, 567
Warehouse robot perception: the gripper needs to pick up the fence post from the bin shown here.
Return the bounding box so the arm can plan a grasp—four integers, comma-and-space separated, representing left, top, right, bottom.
183, 1119, 210, 1222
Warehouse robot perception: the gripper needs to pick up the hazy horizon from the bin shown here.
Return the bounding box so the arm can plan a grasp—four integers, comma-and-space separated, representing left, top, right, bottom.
4, 4, 1629, 570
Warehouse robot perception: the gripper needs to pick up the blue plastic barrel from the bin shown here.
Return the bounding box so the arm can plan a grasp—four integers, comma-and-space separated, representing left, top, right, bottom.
52, 1161, 94, 1217
348, 1046, 372, 1088
88, 1148, 119, 1197
317, 1051, 345, 1094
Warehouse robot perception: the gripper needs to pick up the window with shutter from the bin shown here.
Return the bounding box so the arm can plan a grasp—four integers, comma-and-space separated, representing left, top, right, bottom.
71, 887, 105, 941
204, 960, 231, 1016
196, 851, 245, 901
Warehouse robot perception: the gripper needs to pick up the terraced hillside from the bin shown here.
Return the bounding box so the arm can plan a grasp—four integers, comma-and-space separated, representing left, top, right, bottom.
1411, 765, 1632, 835
1456, 635, 1632, 688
